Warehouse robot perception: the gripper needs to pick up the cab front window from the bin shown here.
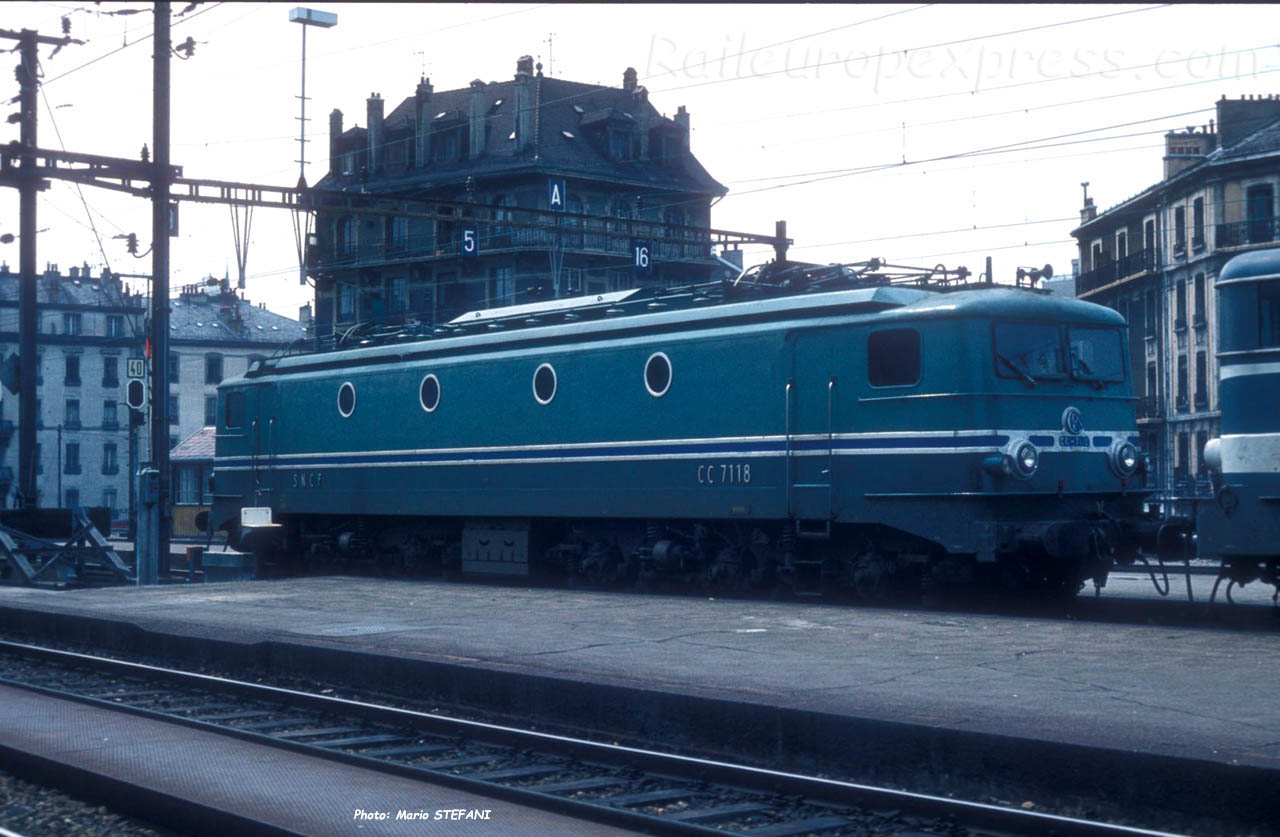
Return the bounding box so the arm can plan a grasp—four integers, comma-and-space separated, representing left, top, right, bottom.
1067, 326, 1125, 384
994, 322, 1064, 382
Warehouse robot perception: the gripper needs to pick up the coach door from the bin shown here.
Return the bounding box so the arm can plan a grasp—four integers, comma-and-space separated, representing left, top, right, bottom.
786, 332, 836, 531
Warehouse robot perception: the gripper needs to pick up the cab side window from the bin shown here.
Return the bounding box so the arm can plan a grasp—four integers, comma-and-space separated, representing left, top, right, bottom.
868, 329, 921, 387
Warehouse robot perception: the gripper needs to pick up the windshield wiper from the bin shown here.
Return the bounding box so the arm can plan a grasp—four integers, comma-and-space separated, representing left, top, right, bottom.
1069, 350, 1106, 390
996, 352, 1036, 387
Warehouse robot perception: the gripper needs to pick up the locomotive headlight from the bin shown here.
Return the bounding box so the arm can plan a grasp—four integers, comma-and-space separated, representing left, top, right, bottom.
1001, 439, 1038, 479
1108, 440, 1140, 479
1203, 438, 1222, 475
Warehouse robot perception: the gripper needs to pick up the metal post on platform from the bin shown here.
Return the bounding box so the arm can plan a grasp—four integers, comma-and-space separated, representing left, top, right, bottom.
17, 30, 39, 509
149, 2, 172, 580
136, 467, 159, 585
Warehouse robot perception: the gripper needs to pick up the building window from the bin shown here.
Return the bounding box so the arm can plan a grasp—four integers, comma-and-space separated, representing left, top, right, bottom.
489, 267, 513, 307
1192, 197, 1205, 248
342, 150, 356, 175
102, 399, 118, 430
103, 488, 118, 517
1195, 351, 1208, 408
1174, 206, 1186, 252
106, 315, 124, 338
63, 313, 82, 336
102, 442, 118, 475
64, 355, 80, 386
610, 129, 633, 161
168, 394, 179, 425
339, 283, 355, 320
1115, 231, 1127, 260
1175, 280, 1187, 330
64, 442, 80, 475
338, 216, 358, 257
1176, 432, 1190, 479
1144, 219, 1156, 252
1176, 354, 1188, 411
1091, 243, 1103, 271
430, 129, 459, 162
102, 356, 119, 388
387, 216, 408, 251
1144, 291, 1155, 337
204, 395, 217, 427
1246, 184, 1275, 244
1193, 274, 1206, 325
65, 487, 79, 509
868, 329, 922, 387
205, 353, 223, 385
65, 399, 80, 429
169, 352, 179, 383
1145, 362, 1157, 410
1196, 430, 1209, 475
387, 276, 407, 314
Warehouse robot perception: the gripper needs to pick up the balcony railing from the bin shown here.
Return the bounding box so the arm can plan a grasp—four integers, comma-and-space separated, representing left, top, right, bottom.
1138, 398, 1162, 420
1076, 247, 1159, 296
1216, 216, 1280, 248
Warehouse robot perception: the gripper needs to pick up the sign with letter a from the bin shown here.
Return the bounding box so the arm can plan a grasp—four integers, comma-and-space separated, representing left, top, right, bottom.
548, 178, 567, 211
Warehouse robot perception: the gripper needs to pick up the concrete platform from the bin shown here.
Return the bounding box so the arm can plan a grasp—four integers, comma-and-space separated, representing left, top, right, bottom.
0, 682, 627, 836
0, 577, 1277, 824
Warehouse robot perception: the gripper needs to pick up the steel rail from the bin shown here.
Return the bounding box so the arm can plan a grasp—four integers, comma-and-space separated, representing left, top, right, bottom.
0, 639, 1179, 837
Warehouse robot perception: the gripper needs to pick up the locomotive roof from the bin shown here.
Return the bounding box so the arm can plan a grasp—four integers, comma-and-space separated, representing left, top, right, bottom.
241, 280, 1121, 381
1217, 248, 1280, 286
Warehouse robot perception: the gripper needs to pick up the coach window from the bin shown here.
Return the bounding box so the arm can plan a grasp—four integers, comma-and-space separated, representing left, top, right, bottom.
419, 373, 441, 412
337, 381, 356, 418
644, 352, 672, 397
533, 363, 557, 405
1260, 281, 1280, 347
867, 329, 921, 387
224, 392, 245, 429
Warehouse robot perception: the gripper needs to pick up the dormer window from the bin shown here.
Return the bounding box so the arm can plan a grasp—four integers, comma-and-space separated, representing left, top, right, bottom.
431, 129, 459, 162
341, 151, 356, 175
609, 129, 632, 161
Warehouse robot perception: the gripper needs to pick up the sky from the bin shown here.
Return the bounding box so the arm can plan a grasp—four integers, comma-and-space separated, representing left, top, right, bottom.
3, 2, 1279, 318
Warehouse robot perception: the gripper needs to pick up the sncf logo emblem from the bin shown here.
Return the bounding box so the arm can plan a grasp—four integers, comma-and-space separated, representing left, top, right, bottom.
1062, 406, 1084, 435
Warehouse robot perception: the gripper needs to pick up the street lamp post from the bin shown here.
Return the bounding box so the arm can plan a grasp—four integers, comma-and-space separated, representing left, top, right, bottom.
289, 7, 337, 187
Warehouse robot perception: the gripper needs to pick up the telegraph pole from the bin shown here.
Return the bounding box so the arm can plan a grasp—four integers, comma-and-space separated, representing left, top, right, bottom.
150, 3, 172, 576
16, 30, 39, 508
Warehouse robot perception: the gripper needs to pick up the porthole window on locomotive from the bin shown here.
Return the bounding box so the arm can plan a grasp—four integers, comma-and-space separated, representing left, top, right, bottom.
419, 373, 441, 413
644, 352, 672, 397
868, 329, 921, 387
532, 363, 557, 405
337, 381, 356, 418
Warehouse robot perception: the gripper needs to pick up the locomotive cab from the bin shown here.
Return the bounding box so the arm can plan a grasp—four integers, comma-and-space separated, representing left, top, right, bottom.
1197, 250, 1280, 593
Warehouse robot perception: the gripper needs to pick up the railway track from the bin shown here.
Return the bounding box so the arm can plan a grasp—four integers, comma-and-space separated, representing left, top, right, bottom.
0, 640, 1175, 836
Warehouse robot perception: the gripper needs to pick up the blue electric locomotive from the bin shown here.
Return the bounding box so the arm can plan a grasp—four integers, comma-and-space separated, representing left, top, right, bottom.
1200, 249, 1280, 598
210, 261, 1151, 597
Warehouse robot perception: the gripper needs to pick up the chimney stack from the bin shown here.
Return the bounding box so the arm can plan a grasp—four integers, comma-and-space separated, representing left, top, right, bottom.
634, 86, 650, 159
468, 79, 486, 159
1216, 93, 1280, 150
514, 56, 535, 149
623, 66, 637, 92
367, 92, 384, 173
675, 105, 690, 153
414, 76, 433, 168
329, 109, 343, 176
